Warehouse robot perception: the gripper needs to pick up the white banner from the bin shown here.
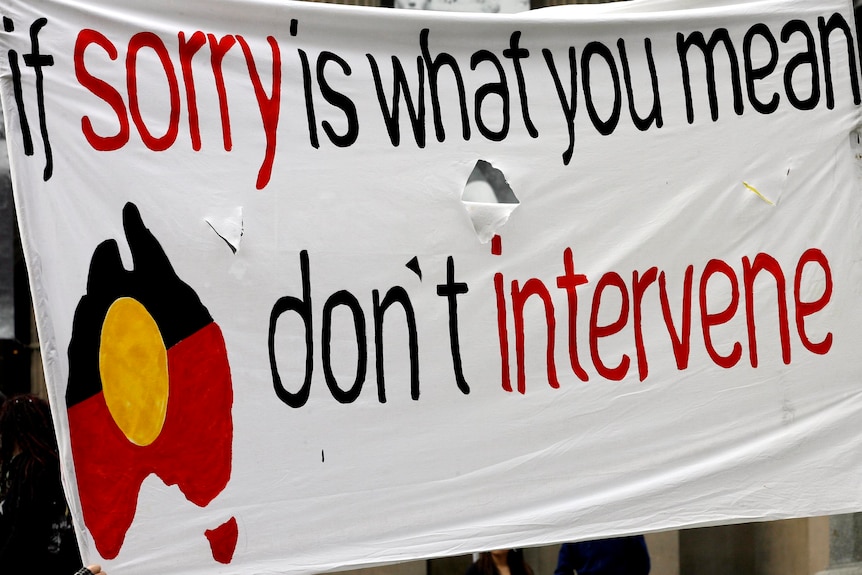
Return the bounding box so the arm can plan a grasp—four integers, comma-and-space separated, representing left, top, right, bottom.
3, 0, 862, 573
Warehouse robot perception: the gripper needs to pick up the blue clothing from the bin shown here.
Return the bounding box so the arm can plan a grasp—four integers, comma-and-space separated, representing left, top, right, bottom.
554, 536, 650, 575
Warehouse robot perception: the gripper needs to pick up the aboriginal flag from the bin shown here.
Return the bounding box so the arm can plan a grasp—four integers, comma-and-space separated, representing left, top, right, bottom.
66, 203, 233, 559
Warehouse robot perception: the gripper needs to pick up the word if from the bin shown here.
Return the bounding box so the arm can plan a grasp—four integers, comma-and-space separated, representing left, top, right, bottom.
4, 17, 54, 181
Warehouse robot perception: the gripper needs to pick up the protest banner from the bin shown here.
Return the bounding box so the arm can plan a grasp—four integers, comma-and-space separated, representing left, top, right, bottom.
1, 0, 861, 573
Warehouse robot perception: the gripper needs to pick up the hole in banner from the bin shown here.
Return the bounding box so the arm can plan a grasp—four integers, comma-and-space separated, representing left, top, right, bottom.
461, 160, 519, 243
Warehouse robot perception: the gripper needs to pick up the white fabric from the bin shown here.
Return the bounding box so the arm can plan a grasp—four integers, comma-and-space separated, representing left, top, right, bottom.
2, 0, 862, 573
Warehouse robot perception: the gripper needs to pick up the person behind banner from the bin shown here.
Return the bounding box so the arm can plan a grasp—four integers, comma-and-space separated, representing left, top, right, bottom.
554, 535, 650, 575
466, 549, 534, 575
0, 394, 83, 572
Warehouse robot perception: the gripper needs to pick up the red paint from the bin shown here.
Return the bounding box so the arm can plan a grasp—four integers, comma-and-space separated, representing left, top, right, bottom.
658, 267, 693, 370
794, 248, 833, 355
699, 259, 742, 369
494, 248, 829, 389
68, 322, 233, 559
207, 34, 238, 151
589, 272, 630, 381
206, 516, 239, 564
494, 272, 511, 392
512, 278, 559, 393
178, 31, 207, 151
555, 248, 588, 382
632, 267, 657, 381
236, 35, 281, 190
743, 253, 791, 367
73, 29, 281, 189
126, 32, 181, 151
75, 30, 129, 151
491, 235, 502, 256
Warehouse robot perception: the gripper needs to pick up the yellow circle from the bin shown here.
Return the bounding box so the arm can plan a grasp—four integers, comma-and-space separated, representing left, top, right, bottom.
99, 297, 169, 446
